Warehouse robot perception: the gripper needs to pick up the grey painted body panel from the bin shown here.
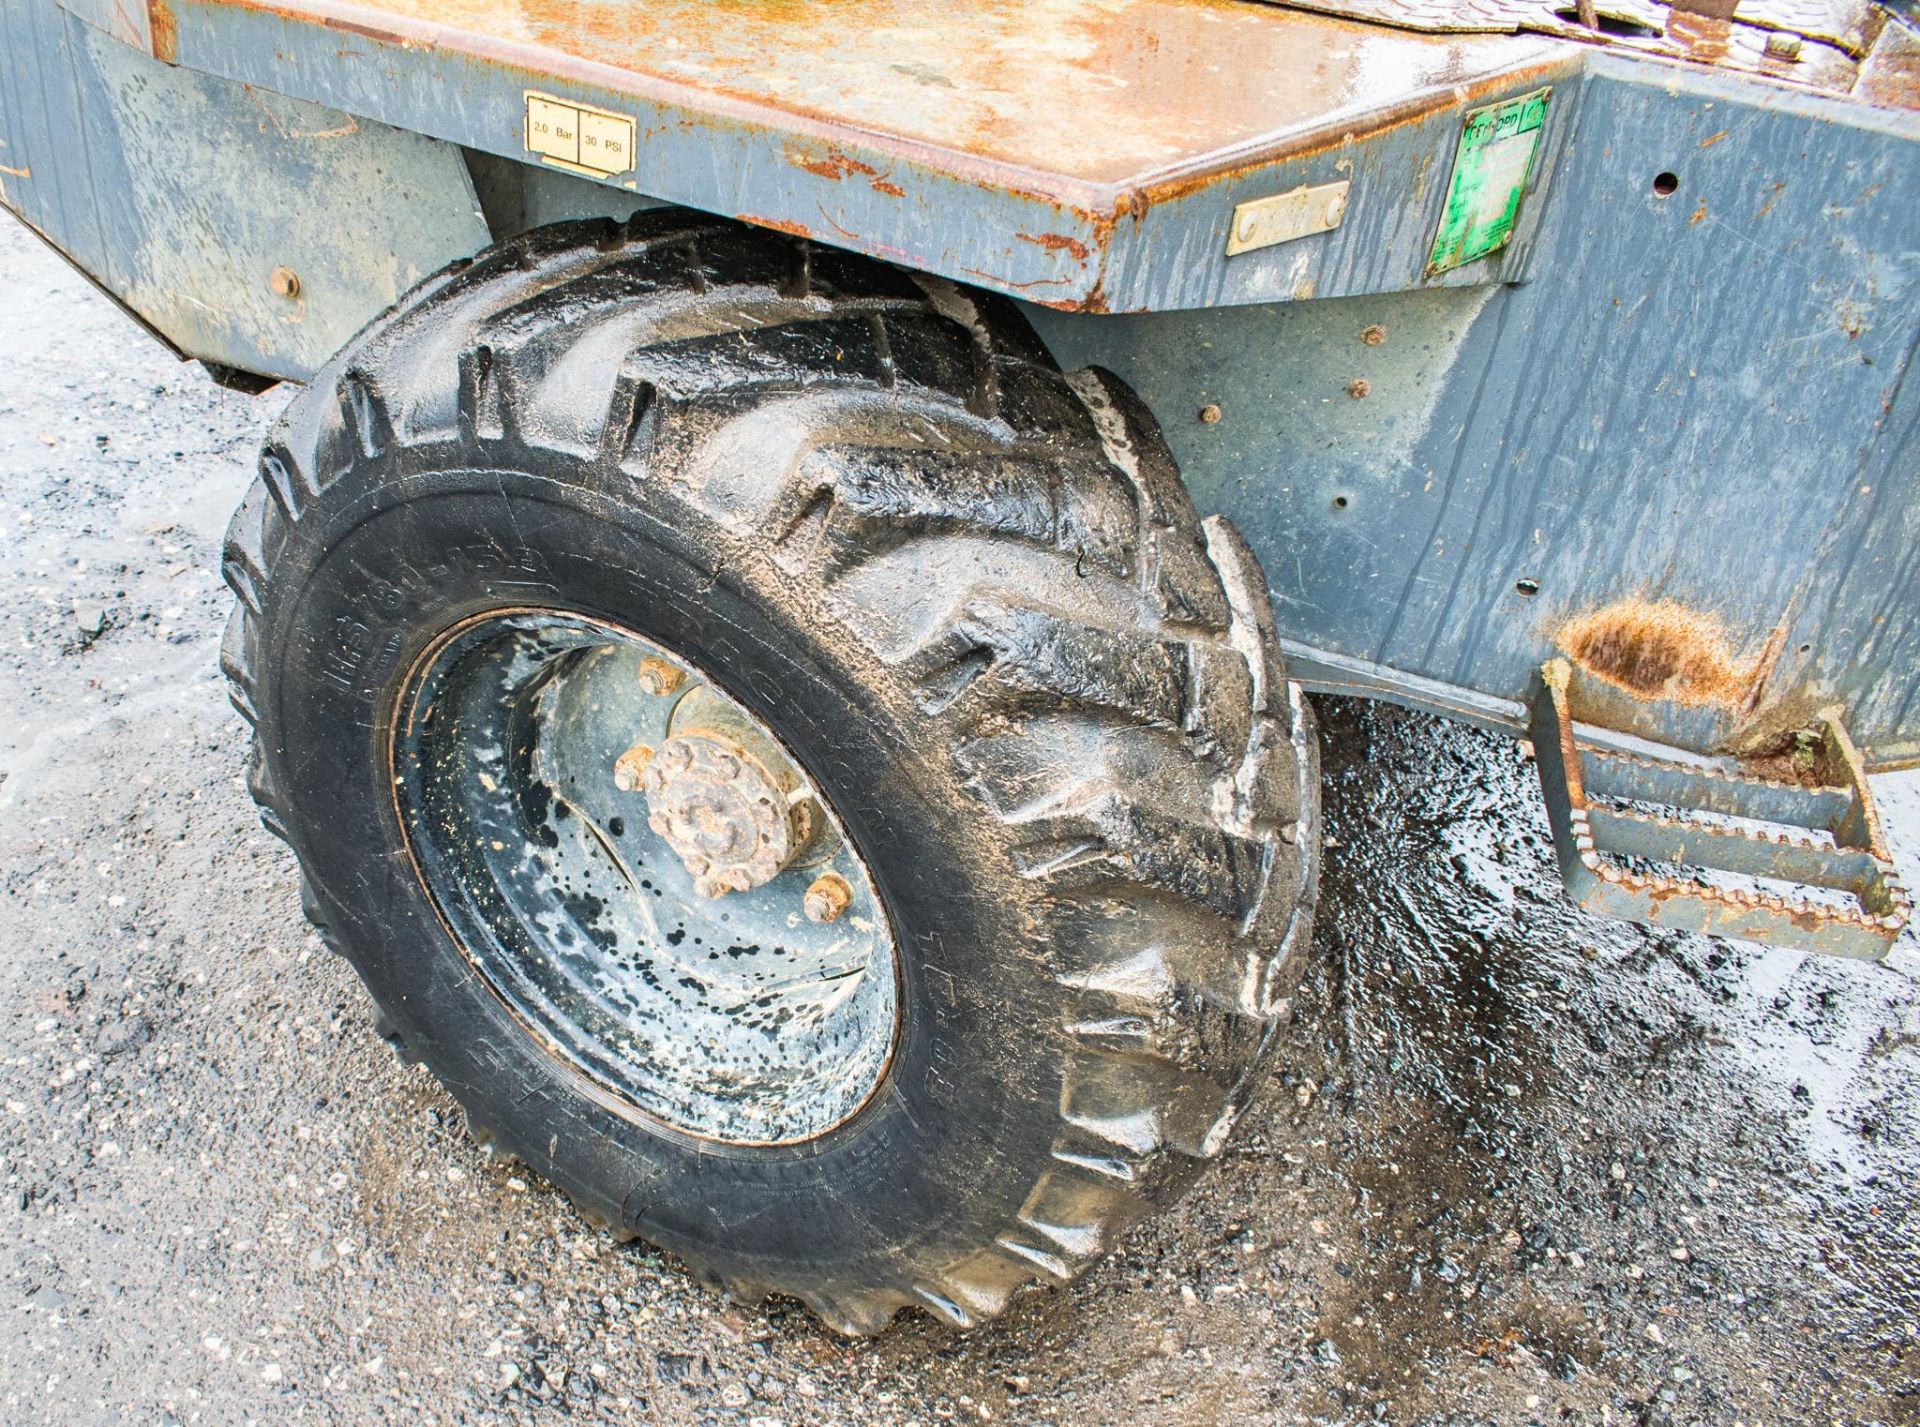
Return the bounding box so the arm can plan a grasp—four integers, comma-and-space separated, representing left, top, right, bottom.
0, 0, 487, 378
1028, 58, 1920, 767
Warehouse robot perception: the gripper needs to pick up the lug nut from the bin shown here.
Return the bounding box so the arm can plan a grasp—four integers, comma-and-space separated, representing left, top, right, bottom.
613, 742, 655, 792
803, 872, 852, 924
636, 657, 685, 697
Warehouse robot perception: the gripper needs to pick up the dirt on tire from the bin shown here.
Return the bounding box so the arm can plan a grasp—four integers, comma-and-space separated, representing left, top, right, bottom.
219, 214, 1319, 1333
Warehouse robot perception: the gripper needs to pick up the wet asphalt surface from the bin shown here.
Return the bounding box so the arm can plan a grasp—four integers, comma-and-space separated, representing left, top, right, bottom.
2, 212, 1919, 1427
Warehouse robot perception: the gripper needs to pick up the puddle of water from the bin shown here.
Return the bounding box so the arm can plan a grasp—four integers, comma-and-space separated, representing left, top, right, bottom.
1872, 767, 1920, 978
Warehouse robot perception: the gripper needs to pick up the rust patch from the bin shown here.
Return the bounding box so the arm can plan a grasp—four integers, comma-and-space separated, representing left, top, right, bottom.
787, 148, 879, 182
736, 214, 812, 239
1028, 271, 1109, 313
309, 12, 400, 44
1856, 20, 1920, 112
1017, 231, 1092, 261
1697, 129, 1730, 148
1556, 599, 1782, 710
148, 0, 178, 61
1130, 53, 1574, 209
869, 178, 905, 198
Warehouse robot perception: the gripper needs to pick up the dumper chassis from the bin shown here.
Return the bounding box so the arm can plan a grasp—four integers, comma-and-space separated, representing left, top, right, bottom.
2, 0, 1914, 1331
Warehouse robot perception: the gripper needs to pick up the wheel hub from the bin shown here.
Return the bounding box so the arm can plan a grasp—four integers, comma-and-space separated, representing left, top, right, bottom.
639, 729, 801, 898
391, 610, 899, 1145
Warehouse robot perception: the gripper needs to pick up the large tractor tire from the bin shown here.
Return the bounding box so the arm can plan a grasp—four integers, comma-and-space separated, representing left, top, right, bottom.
221, 212, 1320, 1332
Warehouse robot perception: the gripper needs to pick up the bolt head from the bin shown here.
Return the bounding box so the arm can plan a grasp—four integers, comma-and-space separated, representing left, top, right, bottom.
803, 872, 853, 924
268, 266, 301, 300
613, 743, 655, 793
635, 657, 685, 697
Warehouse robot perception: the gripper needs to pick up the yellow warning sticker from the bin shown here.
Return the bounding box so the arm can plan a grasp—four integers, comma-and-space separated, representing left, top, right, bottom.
524, 91, 637, 180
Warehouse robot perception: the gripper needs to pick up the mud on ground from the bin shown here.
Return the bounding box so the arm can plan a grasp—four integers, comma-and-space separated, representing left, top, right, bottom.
2, 214, 1918, 1426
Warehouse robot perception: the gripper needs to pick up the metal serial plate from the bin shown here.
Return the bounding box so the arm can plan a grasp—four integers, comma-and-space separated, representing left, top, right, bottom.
524, 91, 638, 181
1225, 180, 1352, 256
1426, 87, 1549, 276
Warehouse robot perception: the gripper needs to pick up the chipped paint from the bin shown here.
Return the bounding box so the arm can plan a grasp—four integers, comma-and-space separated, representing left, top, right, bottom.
147, 0, 176, 60
1016, 231, 1092, 261
786, 148, 879, 182
737, 214, 812, 238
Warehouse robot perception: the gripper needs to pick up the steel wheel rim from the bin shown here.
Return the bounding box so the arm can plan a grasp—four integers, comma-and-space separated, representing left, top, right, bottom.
390, 608, 901, 1146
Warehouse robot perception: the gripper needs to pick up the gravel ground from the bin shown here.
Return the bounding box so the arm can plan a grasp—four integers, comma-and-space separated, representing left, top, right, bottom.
2, 212, 1918, 1427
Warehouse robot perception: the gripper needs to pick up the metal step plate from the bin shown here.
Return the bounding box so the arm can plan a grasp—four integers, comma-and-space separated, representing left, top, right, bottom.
1531, 659, 1910, 959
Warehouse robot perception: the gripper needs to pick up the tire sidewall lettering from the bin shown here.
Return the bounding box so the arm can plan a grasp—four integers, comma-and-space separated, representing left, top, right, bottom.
261, 461, 1063, 1275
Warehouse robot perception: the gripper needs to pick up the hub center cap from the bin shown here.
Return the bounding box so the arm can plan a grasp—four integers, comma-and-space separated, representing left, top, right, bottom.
641, 730, 798, 897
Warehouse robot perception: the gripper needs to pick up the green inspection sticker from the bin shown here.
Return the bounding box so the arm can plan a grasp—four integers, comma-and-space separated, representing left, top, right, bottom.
1427, 88, 1551, 276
